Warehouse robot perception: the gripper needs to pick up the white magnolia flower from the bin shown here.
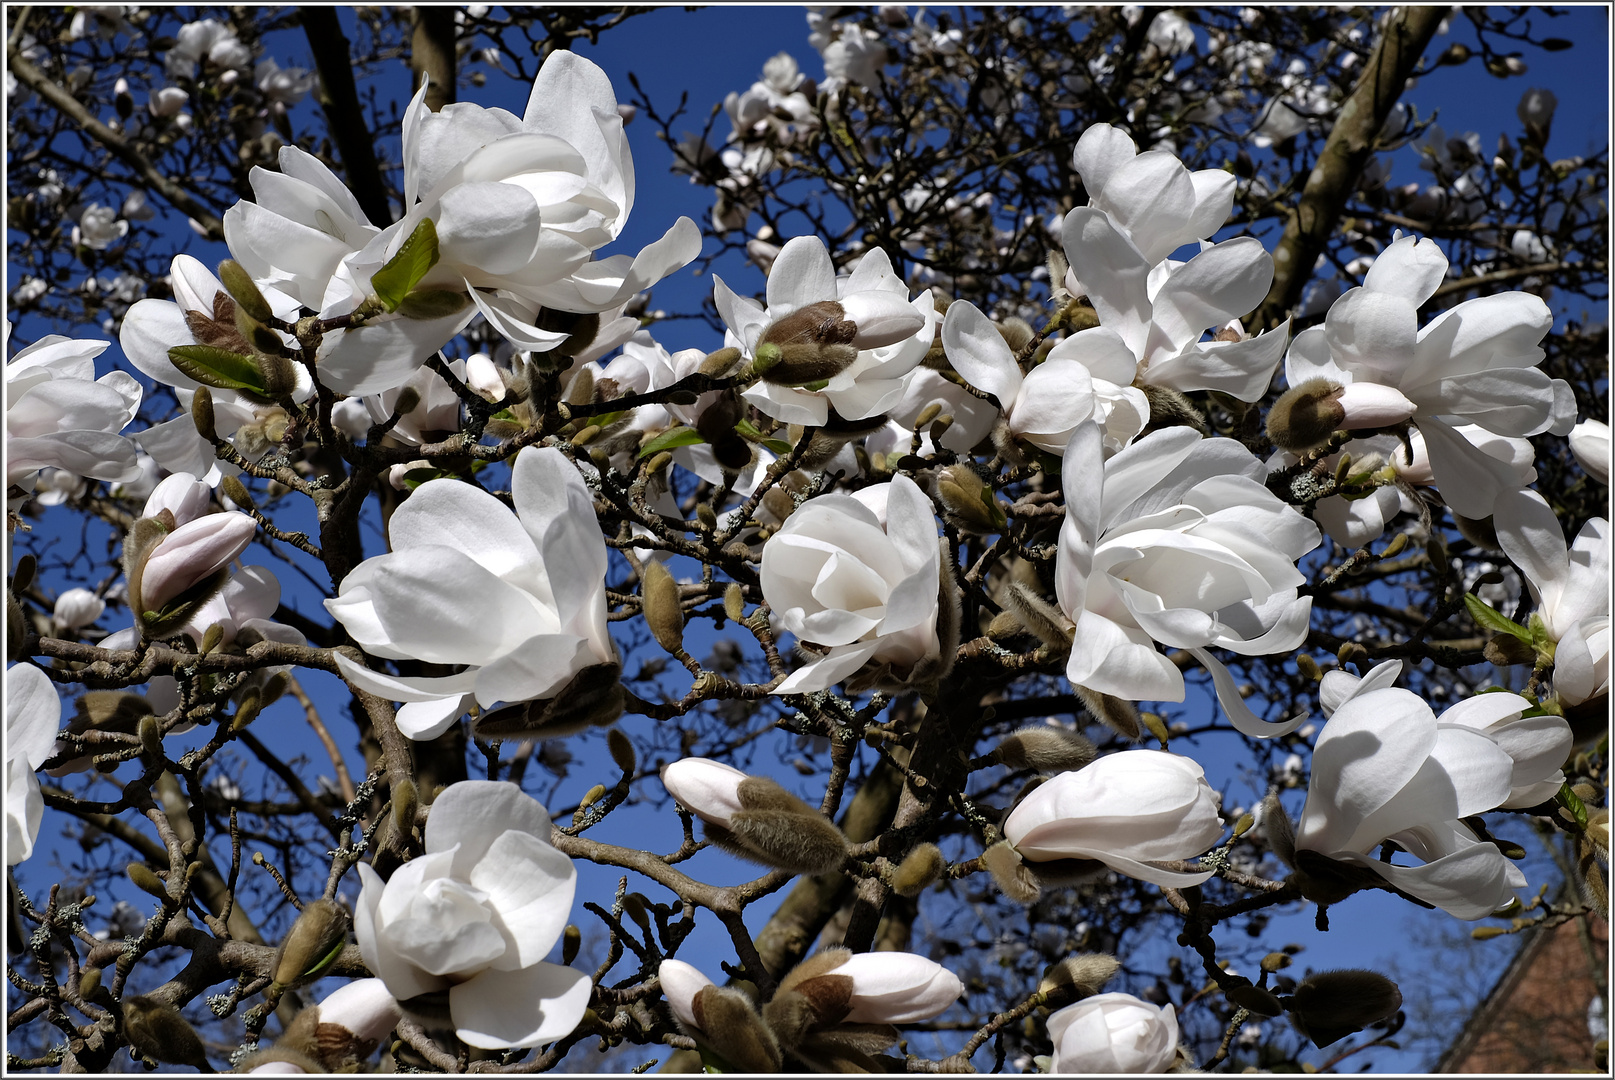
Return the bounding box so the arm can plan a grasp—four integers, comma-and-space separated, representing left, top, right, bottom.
820, 24, 887, 91
1495, 493, 1610, 707
148, 86, 189, 117
6, 664, 61, 866
718, 239, 935, 426
1284, 234, 1575, 520
52, 588, 105, 631
355, 781, 590, 1049
761, 473, 942, 693
886, 366, 1000, 454
166, 19, 253, 79
255, 58, 315, 105
72, 203, 128, 250
1056, 422, 1319, 737
331, 358, 465, 447
326, 447, 614, 739
1570, 419, 1609, 485
1003, 751, 1224, 887
1057, 206, 1289, 416
1294, 685, 1523, 919
6, 330, 142, 497
1048, 992, 1180, 1073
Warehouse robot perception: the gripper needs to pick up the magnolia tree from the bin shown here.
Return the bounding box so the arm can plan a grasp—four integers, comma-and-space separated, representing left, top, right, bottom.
4, 5, 1609, 1075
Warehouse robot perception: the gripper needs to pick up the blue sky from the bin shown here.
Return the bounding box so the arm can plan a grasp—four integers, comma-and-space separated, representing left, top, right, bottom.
9, 5, 1610, 1072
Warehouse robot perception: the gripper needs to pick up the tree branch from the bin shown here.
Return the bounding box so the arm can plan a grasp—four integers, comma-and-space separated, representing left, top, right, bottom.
300, 7, 393, 227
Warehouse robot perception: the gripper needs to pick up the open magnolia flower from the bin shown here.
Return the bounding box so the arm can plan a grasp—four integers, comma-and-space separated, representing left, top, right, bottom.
761, 473, 944, 693
1281, 233, 1575, 521
1292, 685, 1524, 920
1047, 992, 1181, 1073
1495, 492, 1610, 707
6, 330, 142, 499
1002, 751, 1224, 888
326, 446, 615, 740
354, 781, 589, 1049
717, 238, 934, 426
6, 664, 61, 866
1056, 421, 1319, 737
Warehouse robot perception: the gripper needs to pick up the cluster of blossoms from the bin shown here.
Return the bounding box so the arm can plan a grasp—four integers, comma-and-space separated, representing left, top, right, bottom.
5, 16, 1606, 1074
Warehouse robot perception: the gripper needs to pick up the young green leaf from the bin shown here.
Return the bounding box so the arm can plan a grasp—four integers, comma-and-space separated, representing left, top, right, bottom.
167, 345, 270, 395
638, 426, 705, 459
1463, 593, 1531, 642
371, 218, 442, 311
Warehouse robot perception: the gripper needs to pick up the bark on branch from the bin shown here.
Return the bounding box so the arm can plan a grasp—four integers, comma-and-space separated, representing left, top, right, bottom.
1253, 6, 1448, 329
300, 7, 393, 227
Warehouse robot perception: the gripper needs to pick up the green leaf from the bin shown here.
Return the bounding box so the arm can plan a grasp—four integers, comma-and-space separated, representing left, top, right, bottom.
167, 345, 270, 396
1463, 593, 1530, 642
637, 426, 704, 459
735, 419, 794, 456
590, 410, 626, 429
371, 218, 441, 312
400, 467, 452, 490
1558, 781, 1589, 830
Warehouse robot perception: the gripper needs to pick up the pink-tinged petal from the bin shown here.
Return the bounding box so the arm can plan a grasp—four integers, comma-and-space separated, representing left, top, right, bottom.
836, 952, 963, 1023
1408, 291, 1552, 386
1284, 324, 1350, 388
1404, 368, 1562, 437
1332, 844, 1514, 921
1065, 610, 1185, 702
1146, 322, 1288, 401
1149, 238, 1273, 355
1045, 325, 1140, 385
1189, 647, 1309, 739
450, 962, 591, 1049
424, 781, 556, 873
139, 513, 257, 611
472, 634, 593, 708
468, 829, 576, 968
353, 863, 447, 1001
661, 758, 749, 827
1317, 659, 1404, 717
1414, 415, 1527, 519
940, 301, 1022, 405
1362, 234, 1448, 308
658, 960, 714, 1031
1322, 287, 1418, 381
143, 474, 213, 526
1296, 688, 1435, 854
766, 235, 837, 316
6, 665, 61, 770
1055, 423, 1105, 620
1061, 207, 1154, 358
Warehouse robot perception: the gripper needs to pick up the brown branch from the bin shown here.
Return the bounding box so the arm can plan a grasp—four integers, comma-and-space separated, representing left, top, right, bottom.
1253, 6, 1448, 329
299, 7, 392, 227
409, 6, 458, 112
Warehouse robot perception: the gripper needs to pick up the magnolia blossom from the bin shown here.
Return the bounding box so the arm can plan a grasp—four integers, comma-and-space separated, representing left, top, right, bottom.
332, 358, 466, 447
149, 86, 189, 117
718, 239, 935, 426
1056, 421, 1319, 737
326, 447, 614, 739
165, 18, 253, 79
136, 510, 258, 615
7, 664, 61, 866
1284, 234, 1575, 521
6, 330, 142, 497
886, 366, 1000, 454
52, 588, 105, 631
72, 203, 128, 250
1294, 685, 1523, 919
255, 58, 315, 105
1048, 992, 1180, 1073
1495, 492, 1610, 707
1570, 419, 1610, 485
355, 781, 589, 1049
761, 473, 942, 693
1003, 751, 1224, 887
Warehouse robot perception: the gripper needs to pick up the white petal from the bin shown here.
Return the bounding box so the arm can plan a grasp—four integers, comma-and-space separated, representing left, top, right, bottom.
450, 962, 592, 1049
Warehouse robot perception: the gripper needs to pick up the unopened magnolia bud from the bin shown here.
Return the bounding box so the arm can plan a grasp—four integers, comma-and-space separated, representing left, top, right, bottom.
1485, 633, 1535, 667
723, 582, 746, 622
1038, 954, 1120, 1003
695, 503, 719, 532
640, 558, 685, 654
272, 899, 350, 990
1141, 384, 1207, 434
79, 967, 103, 1000
994, 726, 1096, 772
914, 402, 943, 429
1288, 969, 1403, 1049
191, 386, 217, 441
259, 671, 290, 708
396, 289, 471, 320
197, 622, 225, 656
760, 486, 796, 525
1141, 712, 1170, 747
232, 686, 263, 731
570, 424, 601, 447
1260, 952, 1292, 973
691, 985, 783, 1073
1227, 984, 1284, 1016
137, 715, 163, 759
256, 352, 299, 398
391, 779, 418, 838
1267, 378, 1347, 451
1002, 582, 1073, 650
707, 777, 847, 875
985, 610, 1024, 641
644, 450, 674, 476
566, 367, 596, 409
1234, 812, 1256, 837
1426, 532, 1448, 569
220, 475, 254, 511
1336, 641, 1368, 670
388, 386, 422, 420
997, 316, 1035, 353
121, 995, 212, 1070
562, 924, 582, 965
1470, 925, 1509, 940
937, 465, 1006, 533
622, 892, 653, 933
127, 862, 169, 901
1296, 654, 1323, 681
892, 842, 945, 897
700, 346, 742, 377
239, 1045, 323, 1074
1261, 791, 1296, 867
982, 839, 1041, 905
1075, 686, 1140, 740
754, 341, 858, 386
79, 691, 152, 727
580, 783, 607, 809
13, 553, 37, 593
1454, 513, 1501, 552
608, 728, 636, 775
219, 259, 273, 324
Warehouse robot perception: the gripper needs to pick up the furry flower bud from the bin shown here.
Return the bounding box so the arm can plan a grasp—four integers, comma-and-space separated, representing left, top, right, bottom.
1288, 969, 1403, 1048
272, 898, 351, 990
993, 726, 1097, 773
640, 558, 685, 654
121, 995, 212, 1071
661, 757, 847, 874
892, 842, 946, 897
